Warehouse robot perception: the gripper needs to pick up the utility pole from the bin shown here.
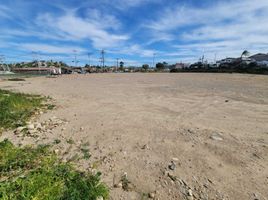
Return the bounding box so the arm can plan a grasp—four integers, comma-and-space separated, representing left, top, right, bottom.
214, 53, 217, 64
116, 58, 119, 72
152, 53, 156, 68
201, 54, 204, 64
32, 51, 40, 74
88, 52, 93, 67
100, 49, 105, 68
201, 49, 205, 64
73, 50, 78, 67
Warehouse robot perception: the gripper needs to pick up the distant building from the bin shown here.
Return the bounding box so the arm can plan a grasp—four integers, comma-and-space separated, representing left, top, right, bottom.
250, 53, 268, 66
217, 58, 237, 65
12, 67, 60, 75
175, 63, 185, 69
240, 57, 252, 65
171, 63, 190, 69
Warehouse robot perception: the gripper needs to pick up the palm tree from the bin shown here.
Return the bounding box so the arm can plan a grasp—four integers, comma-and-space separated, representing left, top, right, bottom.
241, 50, 250, 58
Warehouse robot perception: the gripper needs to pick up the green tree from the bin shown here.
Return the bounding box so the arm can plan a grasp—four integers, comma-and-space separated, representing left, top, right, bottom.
241, 50, 250, 58
119, 61, 124, 71
156, 62, 165, 70
142, 64, 149, 70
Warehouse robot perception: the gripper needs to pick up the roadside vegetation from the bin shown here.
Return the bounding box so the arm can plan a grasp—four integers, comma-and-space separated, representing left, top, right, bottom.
0, 89, 55, 132
0, 89, 109, 199
0, 139, 108, 200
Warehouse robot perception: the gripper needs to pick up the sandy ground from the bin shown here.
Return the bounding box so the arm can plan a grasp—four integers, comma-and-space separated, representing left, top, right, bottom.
1, 73, 268, 200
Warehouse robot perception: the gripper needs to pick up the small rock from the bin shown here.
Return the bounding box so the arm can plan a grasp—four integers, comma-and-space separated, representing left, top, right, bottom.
188, 189, 193, 196
35, 123, 42, 129
15, 126, 25, 133
80, 127, 84, 131
172, 157, 179, 162
114, 181, 123, 188
253, 193, 259, 200
168, 161, 176, 170
54, 149, 60, 154
187, 189, 194, 200
117, 182, 123, 188
141, 144, 149, 150
96, 196, 103, 200
26, 124, 35, 130
149, 192, 155, 198
210, 133, 223, 141
28, 129, 37, 134
187, 196, 194, 200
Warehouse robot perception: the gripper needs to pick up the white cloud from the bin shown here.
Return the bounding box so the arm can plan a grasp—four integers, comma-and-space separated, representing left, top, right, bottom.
106, 0, 162, 10
85, 9, 121, 30
19, 43, 86, 54
146, 0, 268, 31
110, 44, 157, 57
145, 0, 268, 60
36, 11, 129, 48
0, 5, 12, 19
2, 0, 268, 65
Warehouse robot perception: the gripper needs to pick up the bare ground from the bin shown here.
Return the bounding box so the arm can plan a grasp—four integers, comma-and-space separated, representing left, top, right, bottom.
1, 73, 268, 200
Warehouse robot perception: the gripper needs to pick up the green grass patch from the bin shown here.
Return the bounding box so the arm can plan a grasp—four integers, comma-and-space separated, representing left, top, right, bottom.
0, 89, 53, 132
0, 139, 109, 200
81, 147, 91, 160
53, 139, 61, 144
66, 138, 75, 145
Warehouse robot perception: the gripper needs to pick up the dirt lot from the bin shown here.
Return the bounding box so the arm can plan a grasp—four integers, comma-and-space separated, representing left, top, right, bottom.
1, 73, 268, 200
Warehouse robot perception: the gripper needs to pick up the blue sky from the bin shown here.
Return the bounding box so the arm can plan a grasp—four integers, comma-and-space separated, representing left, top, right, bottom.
0, 0, 268, 66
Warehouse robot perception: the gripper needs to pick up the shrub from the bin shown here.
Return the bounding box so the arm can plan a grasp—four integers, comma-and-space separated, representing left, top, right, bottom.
0, 89, 44, 130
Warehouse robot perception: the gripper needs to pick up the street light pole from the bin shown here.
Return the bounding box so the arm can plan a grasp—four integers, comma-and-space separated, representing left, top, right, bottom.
152, 53, 156, 68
